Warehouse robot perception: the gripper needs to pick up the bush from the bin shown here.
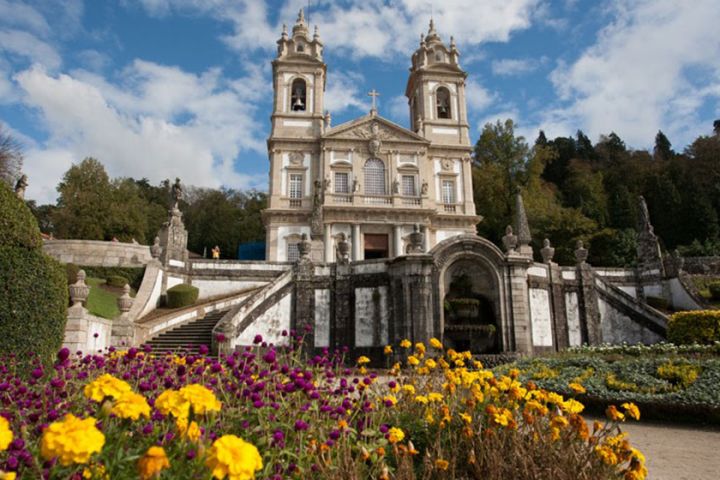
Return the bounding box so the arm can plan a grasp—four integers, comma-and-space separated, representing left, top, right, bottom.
165, 284, 199, 308
106, 275, 130, 288
65, 263, 80, 285
0, 182, 42, 249
668, 310, 720, 345
709, 282, 720, 301
0, 246, 67, 361
646, 296, 670, 310
82, 266, 145, 290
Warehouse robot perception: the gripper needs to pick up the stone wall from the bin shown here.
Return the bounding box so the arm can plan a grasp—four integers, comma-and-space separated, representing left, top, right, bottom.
682, 256, 720, 275
43, 239, 152, 266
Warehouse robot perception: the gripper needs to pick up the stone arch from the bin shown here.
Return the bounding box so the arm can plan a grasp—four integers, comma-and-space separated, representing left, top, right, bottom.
430, 234, 510, 352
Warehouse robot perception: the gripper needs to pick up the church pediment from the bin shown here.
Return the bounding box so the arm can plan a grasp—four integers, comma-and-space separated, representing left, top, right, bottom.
322, 115, 430, 144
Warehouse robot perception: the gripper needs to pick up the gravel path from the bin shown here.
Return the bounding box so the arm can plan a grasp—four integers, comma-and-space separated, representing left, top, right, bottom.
604, 419, 720, 479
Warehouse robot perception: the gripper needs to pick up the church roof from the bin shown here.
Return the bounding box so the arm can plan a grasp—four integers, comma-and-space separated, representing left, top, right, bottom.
322, 113, 430, 144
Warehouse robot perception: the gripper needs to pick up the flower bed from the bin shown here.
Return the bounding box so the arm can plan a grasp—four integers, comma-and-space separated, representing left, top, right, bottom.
496, 348, 720, 424
0, 336, 648, 479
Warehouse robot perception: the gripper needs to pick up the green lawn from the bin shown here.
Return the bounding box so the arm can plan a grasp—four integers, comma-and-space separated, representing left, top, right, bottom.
85, 277, 121, 319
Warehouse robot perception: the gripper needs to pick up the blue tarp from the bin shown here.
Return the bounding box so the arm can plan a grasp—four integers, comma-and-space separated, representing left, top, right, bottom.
237, 242, 266, 260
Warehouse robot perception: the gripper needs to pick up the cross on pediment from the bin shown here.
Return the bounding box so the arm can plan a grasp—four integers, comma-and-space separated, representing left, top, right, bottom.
368, 89, 380, 115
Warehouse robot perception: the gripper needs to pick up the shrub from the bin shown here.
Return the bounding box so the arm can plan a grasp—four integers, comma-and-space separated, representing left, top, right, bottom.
668, 310, 720, 345
645, 296, 669, 310
82, 266, 145, 290
106, 275, 130, 288
65, 263, 80, 285
0, 182, 42, 249
166, 284, 199, 308
0, 246, 67, 361
709, 282, 720, 301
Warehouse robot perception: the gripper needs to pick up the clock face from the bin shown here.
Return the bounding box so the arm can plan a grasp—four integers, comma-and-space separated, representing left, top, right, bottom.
441, 159, 453, 171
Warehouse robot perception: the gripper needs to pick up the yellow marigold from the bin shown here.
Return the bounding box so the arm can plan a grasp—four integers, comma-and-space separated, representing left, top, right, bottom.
401, 384, 416, 395
178, 384, 222, 416
429, 338, 443, 349
428, 392, 444, 403
606, 405, 625, 422
138, 446, 170, 480
357, 355, 371, 365
435, 459, 449, 471
400, 339, 412, 349
459, 412, 472, 424
414, 395, 428, 404
0, 417, 13, 451
407, 355, 420, 366
0, 472, 16, 480
40, 414, 105, 466
569, 382, 586, 394
111, 391, 151, 421
387, 427, 405, 444
551, 415, 569, 428
621, 402, 641, 421
82, 463, 107, 479
383, 395, 398, 406
155, 390, 190, 419
83, 374, 132, 403
595, 445, 618, 465
425, 358, 437, 369
206, 435, 263, 480
561, 399, 585, 414
383, 345, 393, 355
177, 417, 202, 443
415, 342, 426, 355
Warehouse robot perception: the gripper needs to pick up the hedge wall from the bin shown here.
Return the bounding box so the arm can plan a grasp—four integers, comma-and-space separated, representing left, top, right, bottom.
709, 282, 720, 301
166, 284, 199, 309
0, 246, 67, 361
80, 266, 145, 290
0, 182, 42, 249
668, 310, 720, 345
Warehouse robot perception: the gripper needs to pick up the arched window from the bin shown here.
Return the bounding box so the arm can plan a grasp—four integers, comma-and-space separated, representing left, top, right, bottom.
296, 43, 305, 53
436, 87, 451, 119
364, 158, 386, 195
291, 78, 306, 111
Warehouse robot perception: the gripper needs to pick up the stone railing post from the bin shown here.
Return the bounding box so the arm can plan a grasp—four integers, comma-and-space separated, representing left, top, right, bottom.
111, 285, 135, 347
63, 270, 90, 353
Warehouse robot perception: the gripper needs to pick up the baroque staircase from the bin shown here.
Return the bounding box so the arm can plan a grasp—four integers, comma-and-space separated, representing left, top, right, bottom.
144, 309, 228, 354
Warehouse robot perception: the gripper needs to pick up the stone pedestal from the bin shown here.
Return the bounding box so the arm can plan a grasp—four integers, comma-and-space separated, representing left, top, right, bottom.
158, 207, 188, 267
63, 304, 90, 353
506, 255, 533, 353
388, 254, 435, 345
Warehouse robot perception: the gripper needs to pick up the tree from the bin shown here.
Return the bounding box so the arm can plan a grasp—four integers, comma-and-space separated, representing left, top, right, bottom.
0, 124, 23, 188
535, 130, 548, 147
653, 130, 673, 160
575, 130, 596, 161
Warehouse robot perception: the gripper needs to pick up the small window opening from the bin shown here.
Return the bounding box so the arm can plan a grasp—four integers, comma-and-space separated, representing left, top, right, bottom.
436, 87, 451, 119
291, 78, 306, 111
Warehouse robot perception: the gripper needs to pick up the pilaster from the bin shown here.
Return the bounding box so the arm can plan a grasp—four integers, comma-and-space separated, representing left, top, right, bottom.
506, 255, 533, 353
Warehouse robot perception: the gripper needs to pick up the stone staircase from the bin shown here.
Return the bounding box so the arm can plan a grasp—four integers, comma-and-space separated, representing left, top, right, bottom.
144, 309, 228, 354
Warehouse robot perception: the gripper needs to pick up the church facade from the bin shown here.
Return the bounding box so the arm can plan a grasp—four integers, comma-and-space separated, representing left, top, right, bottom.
263, 11, 478, 262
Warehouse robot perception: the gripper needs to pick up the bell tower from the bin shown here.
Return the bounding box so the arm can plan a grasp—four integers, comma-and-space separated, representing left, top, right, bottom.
270, 9, 327, 139
405, 19, 470, 147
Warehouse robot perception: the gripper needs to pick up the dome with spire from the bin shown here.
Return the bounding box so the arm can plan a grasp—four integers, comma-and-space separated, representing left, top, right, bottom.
276, 8, 323, 60
409, 18, 461, 71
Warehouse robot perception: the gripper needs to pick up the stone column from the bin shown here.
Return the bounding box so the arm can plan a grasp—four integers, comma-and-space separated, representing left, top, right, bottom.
393, 225, 403, 257
293, 239, 316, 353
575, 241, 601, 345
388, 255, 436, 345
324, 224, 333, 263
63, 270, 91, 353
461, 156, 475, 215
352, 224, 362, 261
506, 256, 533, 353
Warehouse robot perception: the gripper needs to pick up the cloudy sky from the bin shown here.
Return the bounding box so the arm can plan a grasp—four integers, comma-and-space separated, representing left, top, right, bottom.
1, 0, 719, 204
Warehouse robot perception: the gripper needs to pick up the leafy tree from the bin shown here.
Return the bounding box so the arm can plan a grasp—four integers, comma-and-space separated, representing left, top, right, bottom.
26, 201, 57, 235
575, 130, 596, 161
653, 130, 673, 160
0, 124, 23, 188
534, 130, 548, 147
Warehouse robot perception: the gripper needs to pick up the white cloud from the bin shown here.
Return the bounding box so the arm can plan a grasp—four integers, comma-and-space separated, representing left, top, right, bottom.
492, 58, 543, 77
16, 63, 268, 204
323, 70, 368, 114
387, 95, 410, 126
545, 0, 720, 147
0, 0, 50, 36
0, 29, 61, 69
465, 78, 496, 113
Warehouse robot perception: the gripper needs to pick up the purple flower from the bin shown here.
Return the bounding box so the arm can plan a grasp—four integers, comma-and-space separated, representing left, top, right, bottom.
30, 368, 43, 379
199, 345, 209, 355
56, 348, 70, 363
294, 420, 309, 431
253, 334, 263, 344
215, 333, 226, 343
262, 349, 277, 364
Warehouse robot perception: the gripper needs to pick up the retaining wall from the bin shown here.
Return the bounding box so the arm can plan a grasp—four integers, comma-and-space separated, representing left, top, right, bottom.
43, 239, 152, 266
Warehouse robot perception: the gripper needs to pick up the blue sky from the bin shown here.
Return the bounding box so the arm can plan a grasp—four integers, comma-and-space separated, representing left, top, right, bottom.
1, 0, 719, 204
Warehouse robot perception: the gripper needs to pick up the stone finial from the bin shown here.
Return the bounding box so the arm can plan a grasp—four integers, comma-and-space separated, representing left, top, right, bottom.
575, 240, 589, 265
69, 269, 90, 307
281, 23, 288, 38
313, 25, 320, 41
298, 233, 312, 259
150, 236, 162, 259
117, 284, 133, 313
297, 8, 305, 25
408, 224, 424, 254
502, 225, 518, 254
514, 193, 531, 246
14, 174, 28, 199
324, 111, 332, 128
541, 238, 555, 264
336, 233, 350, 264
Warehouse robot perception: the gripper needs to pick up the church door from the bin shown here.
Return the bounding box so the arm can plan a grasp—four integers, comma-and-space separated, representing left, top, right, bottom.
364, 234, 389, 260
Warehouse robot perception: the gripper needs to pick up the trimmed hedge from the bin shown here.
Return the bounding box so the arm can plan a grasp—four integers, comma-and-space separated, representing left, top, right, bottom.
0, 246, 67, 361
166, 284, 199, 309
0, 182, 42, 249
668, 310, 720, 345
65, 263, 80, 286
81, 266, 145, 290
106, 275, 130, 288
709, 282, 720, 301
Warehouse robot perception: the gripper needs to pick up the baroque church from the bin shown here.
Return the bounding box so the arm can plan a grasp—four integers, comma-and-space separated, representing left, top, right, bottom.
264, 10, 478, 262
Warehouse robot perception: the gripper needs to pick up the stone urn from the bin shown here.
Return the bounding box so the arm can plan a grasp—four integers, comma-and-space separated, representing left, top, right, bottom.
449, 298, 480, 321
69, 270, 90, 306
407, 224, 424, 253
117, 284, 133, 313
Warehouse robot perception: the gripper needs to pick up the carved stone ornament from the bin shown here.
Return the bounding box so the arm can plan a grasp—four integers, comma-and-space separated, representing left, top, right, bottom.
502, 225, 518, 254
298, 233, 312, 259
171, 177, 184, 208
289, 152, 304, 166
335, 232, 350, 264
150, 236, 162, 259
14, 174, 28, 199
368, 123, 382, 156
441, 159, 453, 171
541, 238, 555, 264
407, 224, 424, 254
69, 270, 90, 307
117, 284, 133, 313
575, 240, 589, 265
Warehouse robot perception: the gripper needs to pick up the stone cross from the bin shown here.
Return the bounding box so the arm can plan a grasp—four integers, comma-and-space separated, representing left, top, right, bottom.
368, 89, 380, 114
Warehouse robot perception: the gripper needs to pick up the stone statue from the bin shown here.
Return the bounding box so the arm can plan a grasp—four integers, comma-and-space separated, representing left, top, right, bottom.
575, 240, 589, 265
313, 179, 323, 207
323, 175, 331, 193
171, 178, 184, 208
14, 174, 28, 199
335, 232, 350, 264
352, 179, 360, 193
298, 233, 312, 259
392, 179, 400, 195
324, 111, 332, 128
421, 179, 428, 195
150, 236, 162, 259
502, 225, 518, 253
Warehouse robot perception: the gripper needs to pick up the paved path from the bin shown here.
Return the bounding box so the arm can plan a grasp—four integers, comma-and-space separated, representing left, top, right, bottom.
610, 419, 720, 479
